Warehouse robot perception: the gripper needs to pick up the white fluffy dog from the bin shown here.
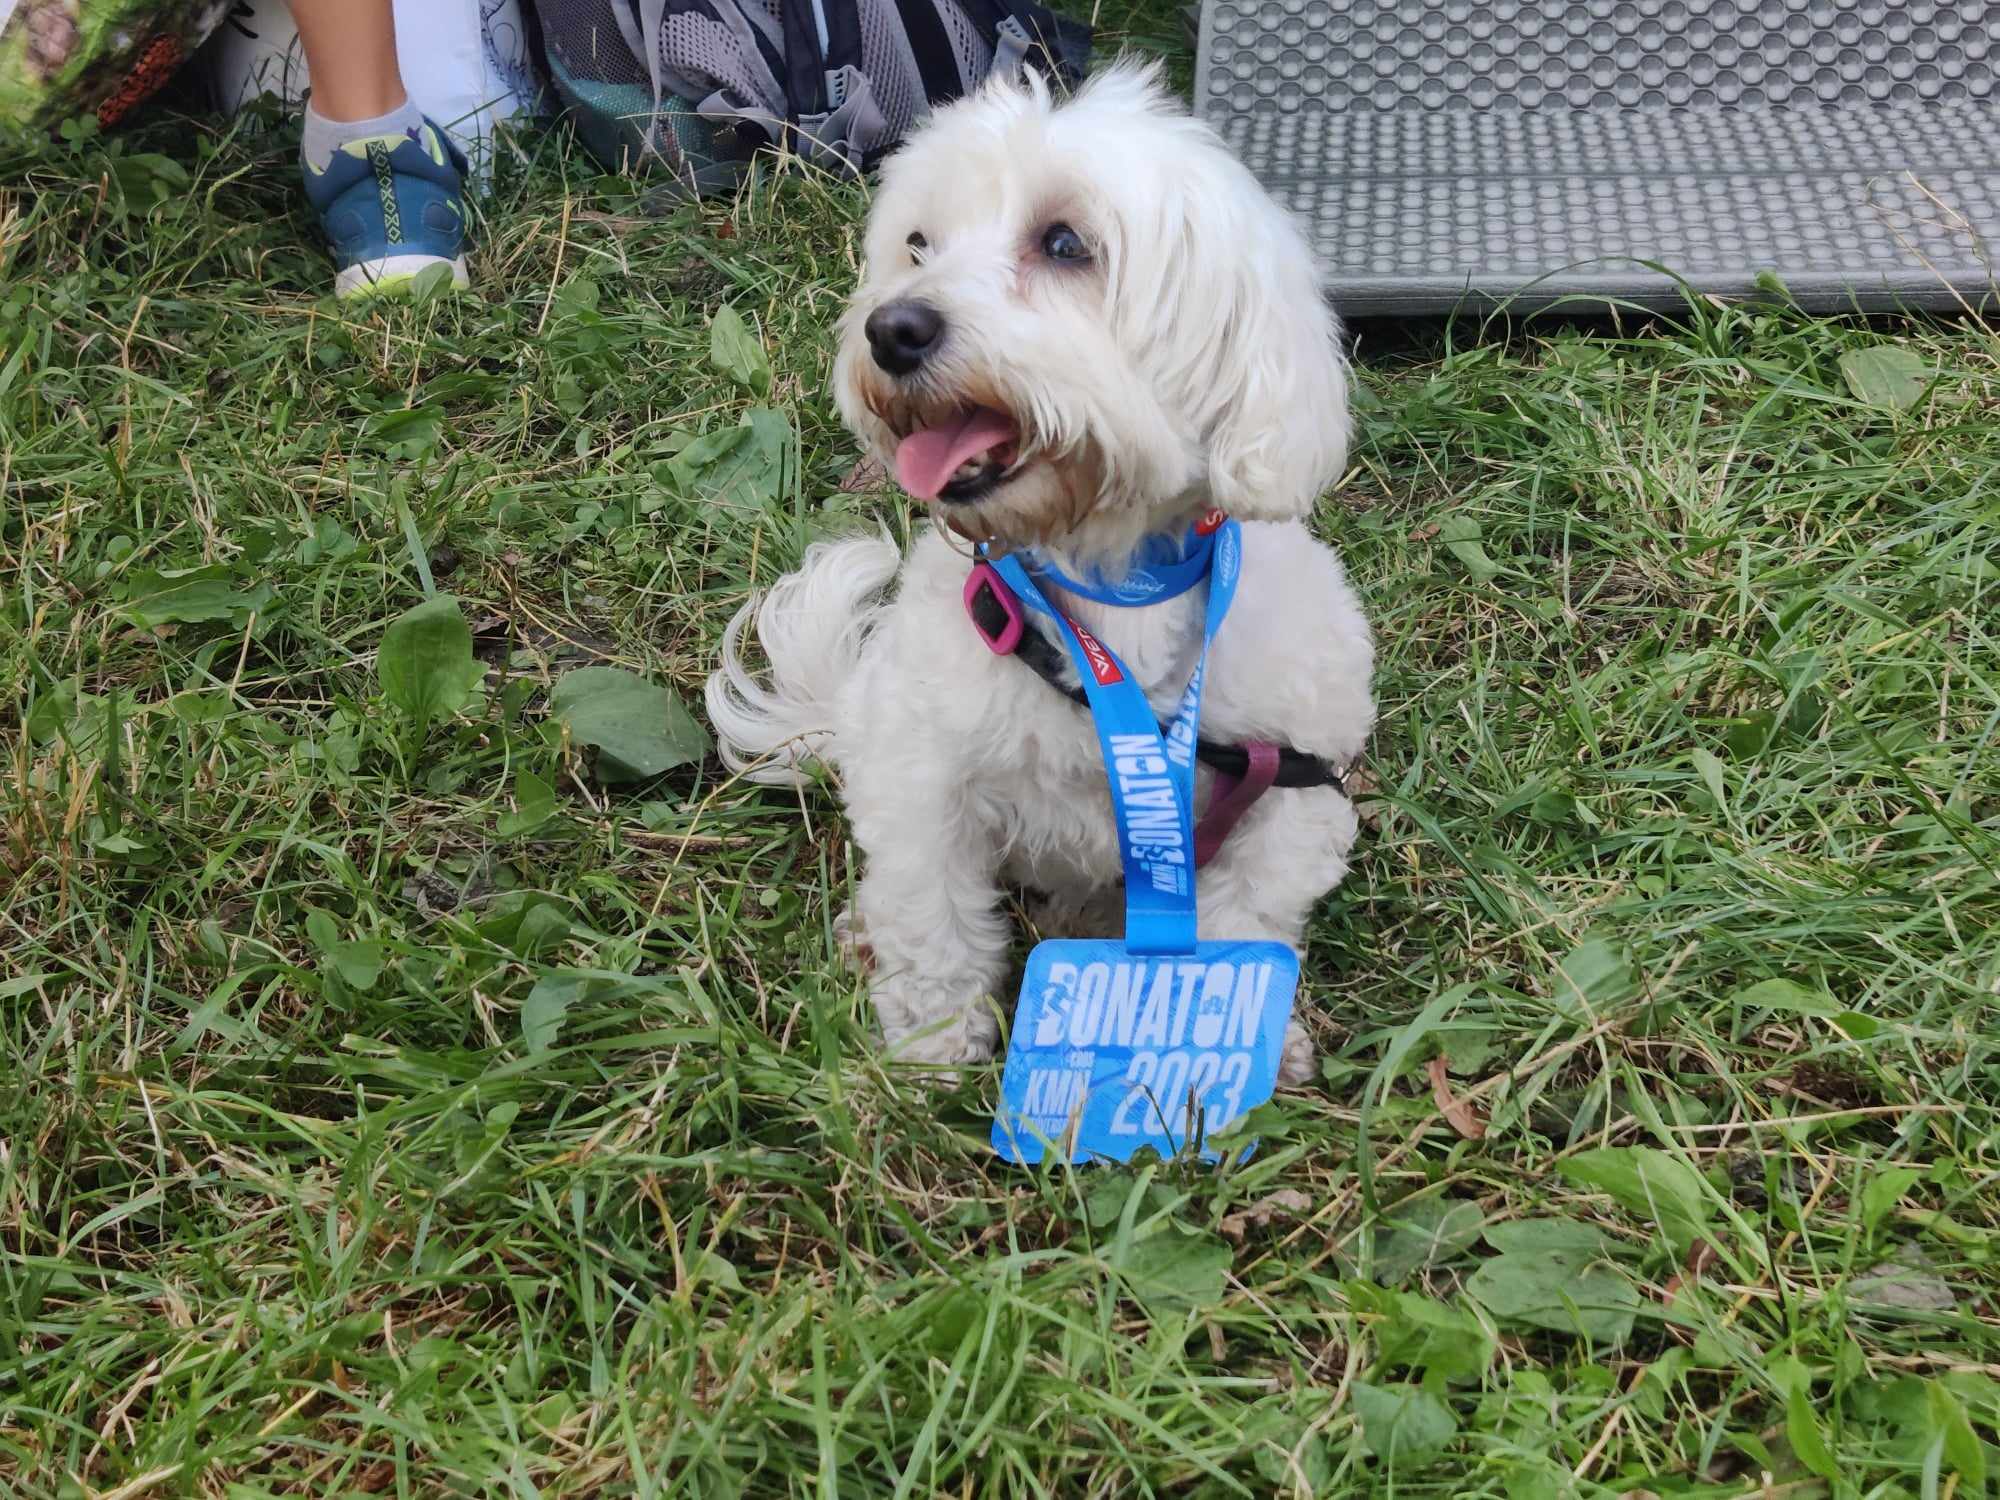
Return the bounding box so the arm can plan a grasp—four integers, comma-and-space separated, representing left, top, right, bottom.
706, 61, 1374, 1077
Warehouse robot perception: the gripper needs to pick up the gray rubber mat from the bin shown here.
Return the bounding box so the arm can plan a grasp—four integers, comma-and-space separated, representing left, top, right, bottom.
1194, 1, 2000, 314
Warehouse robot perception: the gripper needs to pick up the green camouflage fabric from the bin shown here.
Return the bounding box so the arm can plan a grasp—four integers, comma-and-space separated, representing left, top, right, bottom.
0, 0, 230, 130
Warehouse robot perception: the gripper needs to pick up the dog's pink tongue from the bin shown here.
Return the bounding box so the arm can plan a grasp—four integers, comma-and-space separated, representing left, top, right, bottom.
895, 408, 1018, 501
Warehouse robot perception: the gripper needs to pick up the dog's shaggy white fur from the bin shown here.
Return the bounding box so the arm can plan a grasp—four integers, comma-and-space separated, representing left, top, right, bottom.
706, 62, 1374, 1074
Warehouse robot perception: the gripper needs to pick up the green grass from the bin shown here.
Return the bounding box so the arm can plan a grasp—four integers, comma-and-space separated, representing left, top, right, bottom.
5, 45, 2000, 1500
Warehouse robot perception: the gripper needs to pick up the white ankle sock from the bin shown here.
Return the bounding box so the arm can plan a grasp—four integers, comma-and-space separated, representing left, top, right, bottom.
301, 96, 425, 173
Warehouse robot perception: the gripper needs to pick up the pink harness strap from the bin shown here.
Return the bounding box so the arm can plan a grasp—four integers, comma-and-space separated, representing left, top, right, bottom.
1193, 741, 1281, 869
965, 562, 1324, 866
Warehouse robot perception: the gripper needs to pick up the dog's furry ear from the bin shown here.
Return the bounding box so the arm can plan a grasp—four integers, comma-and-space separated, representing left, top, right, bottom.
1104, 80, 1350, 523
1188, 184, 1349, 523
1201, 226, 1349, 524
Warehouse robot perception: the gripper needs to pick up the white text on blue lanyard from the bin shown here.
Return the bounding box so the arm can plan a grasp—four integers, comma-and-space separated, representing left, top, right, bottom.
987, 519, 1242, 956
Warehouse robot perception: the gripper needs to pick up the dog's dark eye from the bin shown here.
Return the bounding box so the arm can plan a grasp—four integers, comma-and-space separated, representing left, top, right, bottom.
1041, 223, 1089, 262
906, 230, 928, 262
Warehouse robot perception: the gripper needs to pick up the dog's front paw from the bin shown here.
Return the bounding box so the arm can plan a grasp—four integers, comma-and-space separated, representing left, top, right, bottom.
1278, 1020, 1317, 1088
888, 1025, 991, 1064
881, 1018, 996, 1087
832, 904, 874, 975
875, 980, 1002, 1081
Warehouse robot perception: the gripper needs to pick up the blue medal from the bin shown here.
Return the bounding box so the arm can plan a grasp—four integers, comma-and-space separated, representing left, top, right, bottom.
988, 519, 1299, 1164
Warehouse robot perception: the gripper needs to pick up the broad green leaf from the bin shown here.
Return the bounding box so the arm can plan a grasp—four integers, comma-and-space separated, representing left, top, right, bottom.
497, 772, 558, 837
709, 304, 771, 395
1927, 1380, 1987, 1488
475, 892, 574, 957
1350, 1380, 1458, 1462
90, 828, 158, 860
513, 904, 572, 958
684, 1248, 745, 1293
1786, 1380, 1839, 1482
1549, 935, 1639, 1020
409, 262, 458, 303
1465, 1257, 1637, 1345
1723, 707, 1779, 758
1112, 1229, 1232, 1314
1465, 1229, 1639, 1346
303, 908, 385, 991
24, 684, 72, 741
1086, 1171, 1164, 1227
669, 407, 793, 512
363, 404, 445, 458
551, 666, 710, 782
168, 691, 229, 725
1436, 1027, 1500, 1075
120, 565, 274, 627
518, 969, 678, 1053
1559, 1147, 1712, 1254
1839, 345, 1930, 411
1526, 788, 1583, 826
522, 971, 589, 1053
1851, 1375, 1930, 1430
740, 406, 795, 498
1372, 1198, 1485, 1285
1437, 515, 1500, 583
26, 681, 90, 744
124, 152, 188, 189
304, 908, 340, 954
326, 941, 386, 992
922, 1289, 986, 1358
1691, 745, 1728, 810
422, 370, 508, 403
1632, 1349, 1689, 1422
1860, 1165, 1925, 1237
1731, 977, 1834, 1016
1251, 1417, 1334, 1490
448, 1102, 519, 1181
108, 152, 188, 207
1360, 1287, 1494, 1383
553, 272, 600, 316
319, 728, 361, 775
669, 424, 748, 480
377, 596, 485, 730
1833, 1011, 1881, 1040
1482, 1218, 1623, 1263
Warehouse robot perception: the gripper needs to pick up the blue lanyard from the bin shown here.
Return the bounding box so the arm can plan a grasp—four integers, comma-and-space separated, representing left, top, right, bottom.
1025, 522, 1217, 606
987, 519, 1242, 955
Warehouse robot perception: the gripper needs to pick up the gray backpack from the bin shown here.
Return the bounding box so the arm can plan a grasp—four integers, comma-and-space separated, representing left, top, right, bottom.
532, 0, 1090, 194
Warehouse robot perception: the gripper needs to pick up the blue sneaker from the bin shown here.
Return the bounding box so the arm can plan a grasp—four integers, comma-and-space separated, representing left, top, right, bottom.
302, 118, 470, 299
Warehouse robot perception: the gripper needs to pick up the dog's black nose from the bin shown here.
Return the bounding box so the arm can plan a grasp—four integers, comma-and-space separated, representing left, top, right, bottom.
865, 300, 944, 375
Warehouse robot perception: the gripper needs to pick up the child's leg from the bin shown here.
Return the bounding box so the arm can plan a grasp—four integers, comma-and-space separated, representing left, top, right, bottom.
286, 0, 470, 298
288, 0, 406, 125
